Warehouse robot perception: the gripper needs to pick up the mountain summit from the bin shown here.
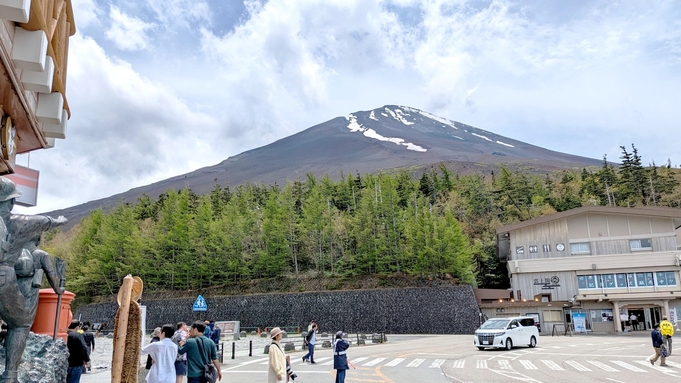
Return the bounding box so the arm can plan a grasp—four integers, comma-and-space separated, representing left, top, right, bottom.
48, 105, 600, 222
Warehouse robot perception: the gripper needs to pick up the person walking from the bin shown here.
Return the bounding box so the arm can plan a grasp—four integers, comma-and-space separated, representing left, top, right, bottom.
660, 315, 674, 356
81, 325, 95, 373
141, 324, 178, 383
333, 331, 350, 383
66, 320, 90, 383
302, 323, 317, 364
268, 327, 287, 383
171, 322, 189, 383
178, 321, 222, 383
650, 323, 669, 367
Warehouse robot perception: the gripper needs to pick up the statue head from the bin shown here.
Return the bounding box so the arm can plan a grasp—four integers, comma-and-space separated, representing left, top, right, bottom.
0, 177, 21, 202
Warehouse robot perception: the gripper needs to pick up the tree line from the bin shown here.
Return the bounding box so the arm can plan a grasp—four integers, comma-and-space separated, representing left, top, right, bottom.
43, 144, 680, 300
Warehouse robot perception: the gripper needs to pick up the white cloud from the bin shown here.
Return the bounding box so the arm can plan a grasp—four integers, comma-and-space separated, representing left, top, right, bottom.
15, 34, 222, 213
105, 6, 156, 51
14, 0, 681, 213
70, 0, 100, 30
145, 0, 211, 29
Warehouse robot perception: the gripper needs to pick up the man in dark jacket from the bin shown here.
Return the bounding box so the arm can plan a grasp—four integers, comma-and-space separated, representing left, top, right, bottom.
67, 320, 91, 383
333, 331, 349, 383
650, 323, 668, 367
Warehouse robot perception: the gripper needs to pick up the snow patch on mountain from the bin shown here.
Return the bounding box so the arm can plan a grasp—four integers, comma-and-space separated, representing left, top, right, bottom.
345, 114, 427, 152
369, 111, 378, 121
472, 132, 493, 142
496, 140, 514, 148
402, 106, 458, 130
384, 107, 414, 126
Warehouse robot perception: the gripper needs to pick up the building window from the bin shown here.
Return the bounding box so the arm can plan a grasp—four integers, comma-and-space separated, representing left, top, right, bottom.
577, 275, 587, 289
657, 271, 677, 286
529, 245, 538, 253
579, 272, 669, 290
630, 238, 652, 252
570, 242, 591, 255
586, 275, 597, 289
603, 274, 616, 288
616, 273, 627, 288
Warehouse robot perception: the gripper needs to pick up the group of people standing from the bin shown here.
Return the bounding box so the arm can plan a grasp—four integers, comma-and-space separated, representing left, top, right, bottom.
269, 321, 351, 383
142, 320, 223, 383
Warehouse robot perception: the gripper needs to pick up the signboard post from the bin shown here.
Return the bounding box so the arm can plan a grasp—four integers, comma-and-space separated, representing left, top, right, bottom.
192, 295, 207, 312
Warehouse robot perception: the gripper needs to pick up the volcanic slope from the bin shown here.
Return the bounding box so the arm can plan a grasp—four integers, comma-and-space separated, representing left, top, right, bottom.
47, 105, 601, 223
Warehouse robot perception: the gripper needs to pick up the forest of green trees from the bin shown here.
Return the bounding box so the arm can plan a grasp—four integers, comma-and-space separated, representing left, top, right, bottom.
43, 145, 680, 301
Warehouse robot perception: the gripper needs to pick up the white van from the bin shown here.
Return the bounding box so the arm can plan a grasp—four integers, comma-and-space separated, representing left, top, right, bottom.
473, 316, 539, 350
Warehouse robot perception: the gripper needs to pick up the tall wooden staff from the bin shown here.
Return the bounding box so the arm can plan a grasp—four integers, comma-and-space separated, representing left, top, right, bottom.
111, 275, 134, 383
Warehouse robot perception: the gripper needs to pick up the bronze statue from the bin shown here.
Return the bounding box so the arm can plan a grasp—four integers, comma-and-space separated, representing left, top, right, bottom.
0, 177, 67, 383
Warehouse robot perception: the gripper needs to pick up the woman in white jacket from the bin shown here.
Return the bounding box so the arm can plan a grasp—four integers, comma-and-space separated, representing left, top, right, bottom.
268, 327, 287, 383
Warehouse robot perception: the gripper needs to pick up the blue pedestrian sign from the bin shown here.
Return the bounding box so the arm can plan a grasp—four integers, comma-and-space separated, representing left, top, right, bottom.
192, 295, 208, 312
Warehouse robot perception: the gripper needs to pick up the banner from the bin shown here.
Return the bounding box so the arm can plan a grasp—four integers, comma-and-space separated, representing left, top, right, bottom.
573, 312, 587, 333
670, 307, 677, 326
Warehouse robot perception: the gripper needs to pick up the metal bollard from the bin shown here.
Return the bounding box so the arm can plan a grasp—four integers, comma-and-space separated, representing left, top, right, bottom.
249, 340, 253, 357
232, 341, 236, 359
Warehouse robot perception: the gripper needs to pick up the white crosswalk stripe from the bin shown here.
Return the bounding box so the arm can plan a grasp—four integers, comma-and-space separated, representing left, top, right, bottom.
348, 357, 368, 365
611, 360, 647, 372
541, 360, 564, 371
519, 360, 538, 370
587, 360, 620, 372
476, 359, 488, 369
384, 358, 405, 367
406, 359, 425, 368
429, 359, 446, 368
665, 360, 681, 368
362, 358, 386, 367
565, 360, 591, 371
451, 359, 465, 369
497, 360, 511, 370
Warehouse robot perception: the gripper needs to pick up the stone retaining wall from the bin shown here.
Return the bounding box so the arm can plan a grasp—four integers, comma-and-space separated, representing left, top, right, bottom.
75, 286, 480, 334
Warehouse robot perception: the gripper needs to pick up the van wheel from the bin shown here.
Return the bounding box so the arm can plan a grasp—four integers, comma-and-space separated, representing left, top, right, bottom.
477, 347, 485, 351
505, 338, 513, 350
529, 336, 537, 348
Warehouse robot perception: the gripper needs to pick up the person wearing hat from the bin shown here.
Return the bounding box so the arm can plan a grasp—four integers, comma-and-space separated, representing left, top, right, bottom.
268, 327, 287, 383
0, 177, 68, 383
660, 315, 674, 355
333, 331, 350, 383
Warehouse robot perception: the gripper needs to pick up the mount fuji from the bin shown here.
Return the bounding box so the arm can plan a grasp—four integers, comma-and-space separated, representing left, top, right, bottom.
48, 105, 601, 223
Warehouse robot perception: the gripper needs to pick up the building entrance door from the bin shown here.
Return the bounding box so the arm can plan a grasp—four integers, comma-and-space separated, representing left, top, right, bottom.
643, 307, 662, 331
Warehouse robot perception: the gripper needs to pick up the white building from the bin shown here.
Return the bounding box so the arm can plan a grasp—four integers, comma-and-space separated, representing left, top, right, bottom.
496, 206, 681, 333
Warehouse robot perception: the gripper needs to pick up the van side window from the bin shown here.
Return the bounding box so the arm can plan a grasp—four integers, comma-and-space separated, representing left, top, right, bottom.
519, 318, 535, 327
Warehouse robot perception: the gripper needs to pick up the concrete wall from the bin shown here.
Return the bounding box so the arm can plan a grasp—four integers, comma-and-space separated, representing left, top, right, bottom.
75, 286, 480, 334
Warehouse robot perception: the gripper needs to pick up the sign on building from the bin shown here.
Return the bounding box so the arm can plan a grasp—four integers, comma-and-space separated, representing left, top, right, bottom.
5, 165, 39, 207
670, 307, 677, 326
192, 295, 207, 312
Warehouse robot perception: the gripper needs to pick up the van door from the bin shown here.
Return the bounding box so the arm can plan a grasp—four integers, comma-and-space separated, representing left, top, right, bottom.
507, 319, 522, 345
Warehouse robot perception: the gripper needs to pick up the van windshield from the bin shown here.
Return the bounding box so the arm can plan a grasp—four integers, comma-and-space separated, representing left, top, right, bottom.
479, 319, 508, 330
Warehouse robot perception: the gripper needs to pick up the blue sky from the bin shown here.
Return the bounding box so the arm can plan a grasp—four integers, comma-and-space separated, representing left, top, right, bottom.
15, 0, 681, 213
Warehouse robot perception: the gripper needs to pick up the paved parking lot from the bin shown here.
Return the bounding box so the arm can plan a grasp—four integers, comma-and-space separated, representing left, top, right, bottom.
82, 332, 680, 383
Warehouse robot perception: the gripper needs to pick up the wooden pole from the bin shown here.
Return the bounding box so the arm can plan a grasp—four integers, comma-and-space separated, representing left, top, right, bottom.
111, 275, 134, 383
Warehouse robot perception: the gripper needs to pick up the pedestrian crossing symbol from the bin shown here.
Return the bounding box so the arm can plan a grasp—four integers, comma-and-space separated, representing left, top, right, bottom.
192, 295, 207, 312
